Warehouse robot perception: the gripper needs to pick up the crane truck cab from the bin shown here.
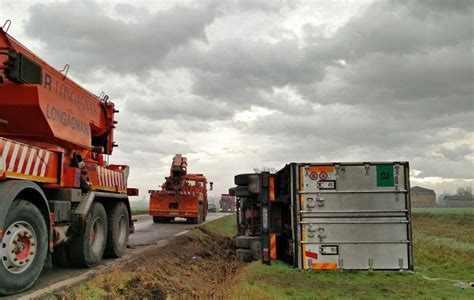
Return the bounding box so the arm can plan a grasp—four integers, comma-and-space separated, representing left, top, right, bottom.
0, 25, 138, 295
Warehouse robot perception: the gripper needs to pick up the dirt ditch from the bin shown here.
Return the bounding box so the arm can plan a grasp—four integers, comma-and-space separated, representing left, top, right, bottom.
47, 228, 244, 299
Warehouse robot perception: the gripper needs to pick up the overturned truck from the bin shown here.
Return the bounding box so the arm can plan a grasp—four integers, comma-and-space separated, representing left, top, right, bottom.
230, 162, 413, 271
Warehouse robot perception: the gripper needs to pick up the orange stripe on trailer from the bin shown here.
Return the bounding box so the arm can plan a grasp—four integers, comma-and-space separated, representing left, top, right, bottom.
312, 262, 338, 270
308, 165, 335, 173
270, 233, 277, 259
269, 175, 275, 201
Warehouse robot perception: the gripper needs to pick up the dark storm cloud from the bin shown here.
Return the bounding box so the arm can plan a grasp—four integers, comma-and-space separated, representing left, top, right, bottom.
437, 144, 473, 161
117, 133, 193, 155
175, 0, 473, 112
167, 37, 332, 106
24, 0, 283, 78
125, 95, 234, 121
25, 1, 216, 76
314, 0, 474, 60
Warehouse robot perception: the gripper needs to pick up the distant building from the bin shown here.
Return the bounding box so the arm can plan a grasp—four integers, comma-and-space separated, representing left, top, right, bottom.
439, 195, 474, 207
410, 186, 436, 207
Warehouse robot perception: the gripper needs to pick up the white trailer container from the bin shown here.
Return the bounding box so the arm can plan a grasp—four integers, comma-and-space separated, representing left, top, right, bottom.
270, 162, 413, 271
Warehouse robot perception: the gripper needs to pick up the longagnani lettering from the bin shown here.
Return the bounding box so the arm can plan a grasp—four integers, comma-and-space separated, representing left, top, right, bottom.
46, 104, 89, 135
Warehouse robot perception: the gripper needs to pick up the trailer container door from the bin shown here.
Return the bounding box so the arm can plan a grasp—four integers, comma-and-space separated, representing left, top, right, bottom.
297, 162, 413, 270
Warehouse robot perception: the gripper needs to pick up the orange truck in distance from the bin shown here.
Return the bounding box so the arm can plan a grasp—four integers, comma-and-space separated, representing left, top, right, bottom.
149, 154, 212, 224
0, 23, 137, 295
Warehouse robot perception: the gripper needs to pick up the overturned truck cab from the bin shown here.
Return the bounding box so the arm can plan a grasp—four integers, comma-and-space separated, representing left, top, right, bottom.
231, 162, 413, 271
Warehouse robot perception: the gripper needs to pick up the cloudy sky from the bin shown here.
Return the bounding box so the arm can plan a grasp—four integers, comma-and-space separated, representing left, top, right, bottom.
1, 0, 473, 200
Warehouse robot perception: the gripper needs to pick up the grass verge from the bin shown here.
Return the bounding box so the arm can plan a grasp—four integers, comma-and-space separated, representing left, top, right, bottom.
131, 206, 149, 216
202, 214, 236, 238
131, 209, 148, 216
412, 207, 474, 214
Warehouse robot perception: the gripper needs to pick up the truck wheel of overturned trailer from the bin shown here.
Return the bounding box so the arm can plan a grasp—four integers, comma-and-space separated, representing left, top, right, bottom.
233, 186, 252, 197
236, 249, 253, 262
235, 236, 260, 249
105, 202, 129, 258
234, 173, 254, 185
0, 199, 48, 296
68, 202, 107, 268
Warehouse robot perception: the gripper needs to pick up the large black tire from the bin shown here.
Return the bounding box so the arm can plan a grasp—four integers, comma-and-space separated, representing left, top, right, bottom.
52, 243, 72, 267
240, 197, 249, 209
235, 173, 254, 185
236, 249, 253, 262
234, 186, 251, 197
191, 216, 199, 225
191, 205, 202, 225
199, 204, 205, 223
0, 200, 48, 296
153, 216, 161, 223
250, 240, 261, 260
104, 202, 129, 258
235, 236, 260, 249
68, 202, 107, 268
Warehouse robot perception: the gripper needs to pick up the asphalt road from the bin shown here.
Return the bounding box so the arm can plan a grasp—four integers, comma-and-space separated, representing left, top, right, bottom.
130, 213, 229, 246
4, 212, 230, 299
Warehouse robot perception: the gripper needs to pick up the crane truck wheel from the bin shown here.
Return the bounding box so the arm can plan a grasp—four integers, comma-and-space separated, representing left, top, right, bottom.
190, 205, 202, 225
0, 199, 48, 296
104, 202, 129, 258
68, 202, 107, 268
198, 204, 204, 224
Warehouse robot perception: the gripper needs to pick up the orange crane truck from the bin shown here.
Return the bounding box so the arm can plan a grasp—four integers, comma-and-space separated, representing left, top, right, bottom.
0, 24, 137, 295
149, 154, 212, 224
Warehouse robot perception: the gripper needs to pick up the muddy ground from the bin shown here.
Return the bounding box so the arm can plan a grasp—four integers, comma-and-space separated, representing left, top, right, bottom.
46, 228, 244, 299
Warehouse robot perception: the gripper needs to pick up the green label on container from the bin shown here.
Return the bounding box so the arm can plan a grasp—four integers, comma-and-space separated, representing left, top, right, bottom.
376, 165, 394, 187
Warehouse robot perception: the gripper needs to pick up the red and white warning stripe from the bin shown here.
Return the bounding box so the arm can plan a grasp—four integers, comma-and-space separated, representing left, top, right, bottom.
0, 138, 52, 179
97, 165, 126, 191
311, 262, 338, 270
